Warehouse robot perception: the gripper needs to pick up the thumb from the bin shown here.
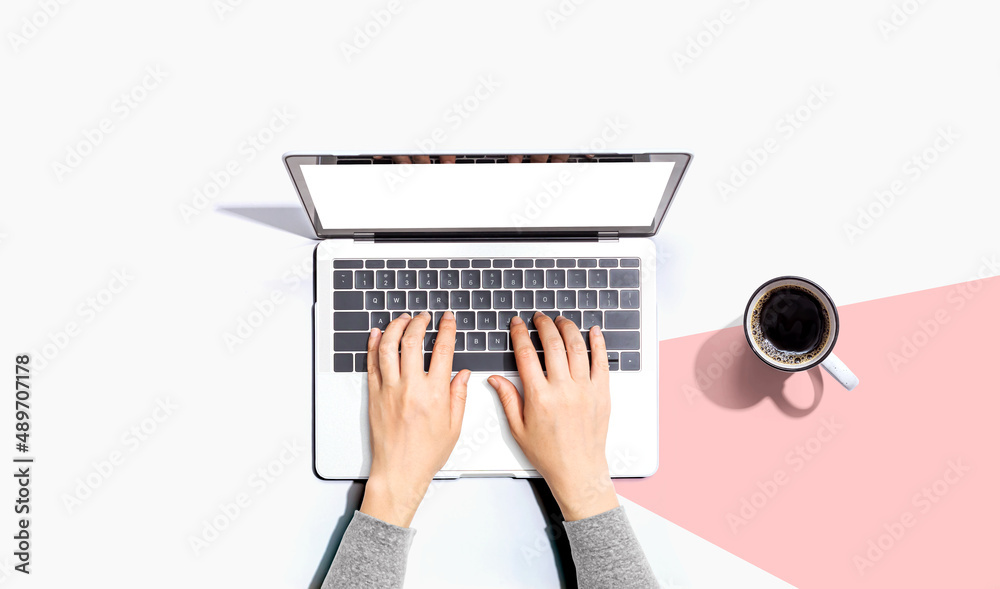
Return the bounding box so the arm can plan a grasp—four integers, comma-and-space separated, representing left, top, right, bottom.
487, 375, 524, 435
450, 369, 471, 428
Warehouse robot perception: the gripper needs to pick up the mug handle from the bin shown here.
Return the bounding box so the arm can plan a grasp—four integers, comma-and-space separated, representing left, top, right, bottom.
820, 352, 859, 391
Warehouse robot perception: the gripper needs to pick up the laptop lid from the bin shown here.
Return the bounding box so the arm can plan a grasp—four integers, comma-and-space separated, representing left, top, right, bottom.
284, 153, 691, 240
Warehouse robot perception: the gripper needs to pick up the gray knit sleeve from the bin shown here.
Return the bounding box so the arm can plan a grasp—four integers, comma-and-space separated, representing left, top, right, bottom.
322, 510, 416, 589
563, 505, 659, 588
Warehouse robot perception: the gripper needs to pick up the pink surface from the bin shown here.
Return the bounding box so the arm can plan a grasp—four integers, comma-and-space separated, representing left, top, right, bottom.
617, 275, 1000, 587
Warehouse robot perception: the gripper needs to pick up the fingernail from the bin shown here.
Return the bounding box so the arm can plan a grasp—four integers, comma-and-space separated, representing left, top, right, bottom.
462, 370, 472, 384
370, 328, 379, 337
510, 316, 523, 326
443, 310, 454, 320
487, 376, 497, 386
592, 325, 601, 334
420, 311, 431, 318
400, 313, 410, 319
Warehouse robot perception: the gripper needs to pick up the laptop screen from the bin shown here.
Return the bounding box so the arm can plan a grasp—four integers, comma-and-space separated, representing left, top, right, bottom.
285, 154, 691, 238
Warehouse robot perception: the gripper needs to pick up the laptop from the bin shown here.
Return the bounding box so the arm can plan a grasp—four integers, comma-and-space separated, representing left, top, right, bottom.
284, 153, 691, 479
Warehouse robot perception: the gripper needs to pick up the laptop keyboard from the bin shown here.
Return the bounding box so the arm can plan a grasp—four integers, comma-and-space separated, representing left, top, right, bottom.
331, 258, 642, 374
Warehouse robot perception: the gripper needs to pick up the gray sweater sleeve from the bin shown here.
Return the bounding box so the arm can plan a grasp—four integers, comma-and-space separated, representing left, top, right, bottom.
563, 505, 659, 588
322, 510, 416, 589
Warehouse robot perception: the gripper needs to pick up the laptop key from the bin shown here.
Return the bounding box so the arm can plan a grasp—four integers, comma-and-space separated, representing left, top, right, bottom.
397, 270, 417, 289
610, 269, 639, 288
333, 271, 353, 289
525, 270, 545, 289
450, 291, 471, 309
514, 259, 533, 268
607, 352, 619, 371
387, 260, 406, 268
488, 332, 507, 351
429, 259, 449, 268
588, 269, 608, 288
567, 269, 587, 288
582, 311, 603, 329
503, 270, 523, 289
483, 269, 503, 289
334, 260, 363, 269
605, 310, 640, 329
563, 310, 582, 328
546, 269, 565, 288
355, 353, 367, 372
428, 291, 449, 310
493, 259, 513, 268
423, 331, 437, 351
438, 352, 518, 372
467, 332, 487, 351
556, 259, 575, 268
376, 270, 395, 289
518, 311, 536, 330
407, 291, 428, 310
440, 270, 460, 289
334, 333, 369, 351
355, 271, 374, 289
462, 270, 481, 289
334, 291, 364, 310
529, 331, 543, 350
477, 311, 497, 331
578, 290, 598, 309
371, 312, 390, 330
535, 259, 555, 268
493, 290, 513, 309
334, 353, 353, 372
620, 258, 640, 268
535, 290, 555, 309
454, 332, 465, 351
472, 259, 491, 268
456, 312, 475, 330
599, 259, 618, 268
621, 290, 640, 309
432, 311, 446, 329
542, 310, 560, 321
365, 291, 385, 310
513, 291, 533, 309
391, 311, 407, 320
556, 291, 576, 309
386, 291, 406, 310
499, 311, 518, 329
418, 270, 438, 289
408, 259, 428, 268
472, 290, 491, 309
620, 352, 640, 370
451, 259, 471, 268
365, 260, 385, 269
578, 258, 598, 268
603, 331, 640, 350
599, 290, 619, 309
334, 312, 368, 331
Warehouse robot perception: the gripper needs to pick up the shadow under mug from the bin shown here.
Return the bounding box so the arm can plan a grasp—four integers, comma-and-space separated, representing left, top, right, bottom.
743, 276, 859, 391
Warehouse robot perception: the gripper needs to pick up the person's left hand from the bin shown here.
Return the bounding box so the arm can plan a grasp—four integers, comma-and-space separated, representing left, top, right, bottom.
360, 311, 470, 527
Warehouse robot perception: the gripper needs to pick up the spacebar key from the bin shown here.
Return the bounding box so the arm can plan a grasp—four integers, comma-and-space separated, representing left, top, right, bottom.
430, 353, 519, 372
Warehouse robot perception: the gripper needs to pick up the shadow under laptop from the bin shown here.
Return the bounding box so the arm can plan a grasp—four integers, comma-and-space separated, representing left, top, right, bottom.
308, 481, 366, 589
527, 479, 578, 588
217, 204, 317, 240
693, 321, 824, 418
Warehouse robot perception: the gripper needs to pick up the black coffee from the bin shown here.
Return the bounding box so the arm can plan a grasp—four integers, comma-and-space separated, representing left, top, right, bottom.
750, 285, 830, 365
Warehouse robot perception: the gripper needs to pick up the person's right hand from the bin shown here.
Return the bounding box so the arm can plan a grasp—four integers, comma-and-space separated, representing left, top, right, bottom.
487, 312, 619, 521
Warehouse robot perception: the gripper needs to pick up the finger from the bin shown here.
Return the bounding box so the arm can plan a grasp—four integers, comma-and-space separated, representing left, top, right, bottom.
429, 310, 457, 380
589, 325, 611, 387
550, 154, 569, 163
401, 311, 431, 375
487, 375, 524, 437
439, 155, 456, 164
367, 328, 383, 390
555, 316, 590, 381
412, 155, 431, 164
450, 369, 471, 430
507, 155, 524, 163
529, 154, 549, 163
534, 311, 569, 380
378, 313, 411, 384
391, 155, 412, 164
508, 315, 545, 385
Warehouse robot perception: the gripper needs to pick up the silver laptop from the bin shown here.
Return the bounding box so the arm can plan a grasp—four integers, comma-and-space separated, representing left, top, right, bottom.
284, 153, 691, 479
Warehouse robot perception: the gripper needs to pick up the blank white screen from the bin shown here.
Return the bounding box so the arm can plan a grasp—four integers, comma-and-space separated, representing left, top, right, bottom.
302, 161, 675, 230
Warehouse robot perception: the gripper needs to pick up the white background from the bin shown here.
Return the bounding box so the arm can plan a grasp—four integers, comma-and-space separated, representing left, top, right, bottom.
2, 0, 998, 587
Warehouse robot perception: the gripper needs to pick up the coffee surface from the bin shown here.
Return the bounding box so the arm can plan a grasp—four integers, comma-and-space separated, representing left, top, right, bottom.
750, 284, 830, 366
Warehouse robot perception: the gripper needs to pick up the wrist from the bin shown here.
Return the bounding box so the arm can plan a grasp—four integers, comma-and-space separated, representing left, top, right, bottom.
360, 472, 430, 528
550, 471, 619, 522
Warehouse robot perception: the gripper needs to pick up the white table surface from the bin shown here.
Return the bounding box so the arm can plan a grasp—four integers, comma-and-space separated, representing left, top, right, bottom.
2, 1, 998, 587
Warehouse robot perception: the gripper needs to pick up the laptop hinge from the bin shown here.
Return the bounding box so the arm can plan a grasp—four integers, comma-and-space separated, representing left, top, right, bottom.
598, 231, 618, 242
353, 232, 375, 243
